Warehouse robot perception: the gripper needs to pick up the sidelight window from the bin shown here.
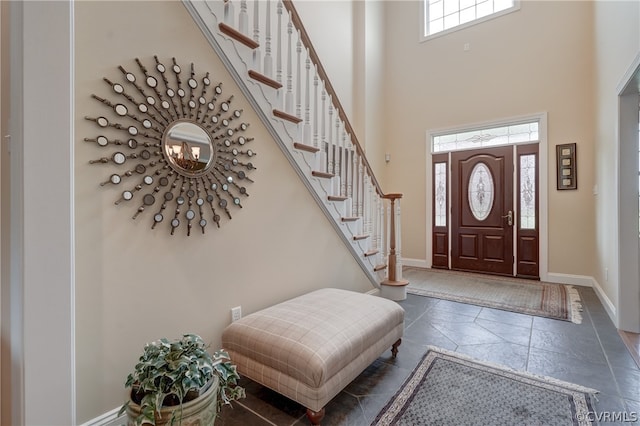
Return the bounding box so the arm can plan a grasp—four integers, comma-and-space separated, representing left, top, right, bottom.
520, 154, 536, 229
435, 162, 447, 226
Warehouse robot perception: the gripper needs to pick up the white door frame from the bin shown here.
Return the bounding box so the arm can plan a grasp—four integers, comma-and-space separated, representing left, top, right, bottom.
1, 1, 76, 424
617, 53, 640, 333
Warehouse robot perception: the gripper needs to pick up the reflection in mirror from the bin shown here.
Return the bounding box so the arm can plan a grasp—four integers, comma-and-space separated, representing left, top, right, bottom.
163, 121, 214, 176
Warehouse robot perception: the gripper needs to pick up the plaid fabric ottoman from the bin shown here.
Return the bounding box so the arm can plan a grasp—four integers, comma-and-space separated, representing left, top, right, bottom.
221, 288, 404, 425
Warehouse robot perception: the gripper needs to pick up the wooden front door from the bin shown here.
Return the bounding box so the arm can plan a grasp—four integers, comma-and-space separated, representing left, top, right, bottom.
451, 146, 514, 275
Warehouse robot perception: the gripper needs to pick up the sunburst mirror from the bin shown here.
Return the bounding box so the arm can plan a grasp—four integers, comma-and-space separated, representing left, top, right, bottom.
85, 56, 256, 236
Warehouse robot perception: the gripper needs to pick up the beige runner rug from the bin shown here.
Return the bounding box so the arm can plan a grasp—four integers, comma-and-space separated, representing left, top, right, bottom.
404, 267, 583, 323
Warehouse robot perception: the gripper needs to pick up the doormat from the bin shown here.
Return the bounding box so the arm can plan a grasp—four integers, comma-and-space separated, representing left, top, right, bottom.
371, 347, 598, 426
404, 267, 583, 323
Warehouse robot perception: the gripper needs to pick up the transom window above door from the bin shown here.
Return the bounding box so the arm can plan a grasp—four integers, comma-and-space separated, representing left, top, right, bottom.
432, 120, 539, 153
422, 0, 520, 40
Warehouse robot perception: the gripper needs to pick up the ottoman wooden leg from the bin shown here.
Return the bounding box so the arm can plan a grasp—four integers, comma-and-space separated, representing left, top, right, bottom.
391, 338, 402, 358
306, 407, 325, 425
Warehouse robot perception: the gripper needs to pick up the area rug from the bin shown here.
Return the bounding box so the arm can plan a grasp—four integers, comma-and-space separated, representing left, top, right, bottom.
372, 347, 598, 426
404, 267, 583, 323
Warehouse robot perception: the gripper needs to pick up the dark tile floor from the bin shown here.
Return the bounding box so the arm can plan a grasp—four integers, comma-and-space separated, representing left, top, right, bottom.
218, 284, 640, 426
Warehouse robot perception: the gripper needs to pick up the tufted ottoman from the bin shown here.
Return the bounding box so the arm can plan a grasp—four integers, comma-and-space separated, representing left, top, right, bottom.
221, 288, 404, 425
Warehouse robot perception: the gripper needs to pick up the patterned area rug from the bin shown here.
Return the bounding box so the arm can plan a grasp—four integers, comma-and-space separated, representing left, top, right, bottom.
372, 347, 598, 426
404, 267, 583, 323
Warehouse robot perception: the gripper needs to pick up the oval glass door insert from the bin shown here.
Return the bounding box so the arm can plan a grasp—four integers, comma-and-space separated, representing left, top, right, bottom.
468, 162, 494, 221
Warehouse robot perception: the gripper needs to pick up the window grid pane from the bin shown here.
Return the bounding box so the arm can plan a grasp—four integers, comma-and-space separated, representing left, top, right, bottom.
435, 162, 447, 227
426, 0, 515, 36
433, 120, 539, 153
520, 154, 536, 229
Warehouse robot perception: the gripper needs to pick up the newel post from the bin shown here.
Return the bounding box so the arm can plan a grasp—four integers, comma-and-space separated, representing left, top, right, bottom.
381, 193, 409, 301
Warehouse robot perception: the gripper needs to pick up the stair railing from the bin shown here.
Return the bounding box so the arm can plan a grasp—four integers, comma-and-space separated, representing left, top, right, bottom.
199, 0, 407, 289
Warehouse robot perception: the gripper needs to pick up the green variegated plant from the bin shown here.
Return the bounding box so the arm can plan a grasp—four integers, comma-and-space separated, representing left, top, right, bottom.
119, 334, 245, 425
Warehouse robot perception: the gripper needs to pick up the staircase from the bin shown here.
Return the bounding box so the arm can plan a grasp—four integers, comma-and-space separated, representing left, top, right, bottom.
182, 0, 408, 299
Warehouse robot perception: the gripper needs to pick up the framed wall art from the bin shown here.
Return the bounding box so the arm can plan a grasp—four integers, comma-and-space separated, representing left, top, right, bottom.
556, 143, 577, 190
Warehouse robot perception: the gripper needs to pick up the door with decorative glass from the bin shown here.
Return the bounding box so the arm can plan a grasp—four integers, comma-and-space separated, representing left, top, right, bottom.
432, 143, 539, 278
451, 146, 514, 275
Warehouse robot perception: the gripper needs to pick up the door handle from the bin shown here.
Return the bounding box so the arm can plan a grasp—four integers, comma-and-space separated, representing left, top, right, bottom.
502, 210, 513, 226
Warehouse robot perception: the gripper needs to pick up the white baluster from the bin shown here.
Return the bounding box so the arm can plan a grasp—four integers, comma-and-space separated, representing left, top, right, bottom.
303, 53, 311, 145
239, 0, 248, 34
395, 199, 404, 280
341, 129, 348, 196
276, 1, 283, 109
295, 33, 302, 121
386, 203, 391, 280
358, 157, 364, 218
375, 196, 382, 260
379, 197, 386, 264
363, 174, 370, 236
328, 101, 334, 175
312, 66, 319, 148
348, 146, 355, 200
224, 0, 235, 26
263, 0, 273, 78
319, 86, 327, 172
252, 0, 261, 72
333, 112, 341, 194
285, 18, 294, 114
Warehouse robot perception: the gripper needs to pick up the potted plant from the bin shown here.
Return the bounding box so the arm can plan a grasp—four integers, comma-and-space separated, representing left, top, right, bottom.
119, 334, 245, 425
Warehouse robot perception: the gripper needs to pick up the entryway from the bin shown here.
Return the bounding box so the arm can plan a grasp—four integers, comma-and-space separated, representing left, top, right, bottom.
429, 118, 542, 280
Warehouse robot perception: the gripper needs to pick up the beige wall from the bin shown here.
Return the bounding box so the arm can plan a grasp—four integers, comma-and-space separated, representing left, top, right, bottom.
74, 1, 371, 422
295, 1, 355, 118
593, 1, 640, 314
382, 0, 596, 276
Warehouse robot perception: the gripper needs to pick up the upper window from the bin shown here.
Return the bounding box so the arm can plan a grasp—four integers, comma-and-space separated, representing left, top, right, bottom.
423, 0, 519, 40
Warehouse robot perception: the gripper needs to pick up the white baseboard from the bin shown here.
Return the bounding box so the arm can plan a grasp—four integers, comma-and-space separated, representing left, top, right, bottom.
547, 273, 618, 327
401, 258, 428, 269
79, 408, 125, 426
590, 277, 618, 325
545, 272, 594, 287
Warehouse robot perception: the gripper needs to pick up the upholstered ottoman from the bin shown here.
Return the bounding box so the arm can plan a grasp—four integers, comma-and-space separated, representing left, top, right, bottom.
221, 288, 404, 425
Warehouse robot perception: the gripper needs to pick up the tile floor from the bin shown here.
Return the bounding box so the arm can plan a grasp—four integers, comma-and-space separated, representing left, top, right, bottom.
218, 283, 640, 426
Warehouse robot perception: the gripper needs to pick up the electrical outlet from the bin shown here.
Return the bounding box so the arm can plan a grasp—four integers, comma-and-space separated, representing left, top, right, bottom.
231, 306, 242, 322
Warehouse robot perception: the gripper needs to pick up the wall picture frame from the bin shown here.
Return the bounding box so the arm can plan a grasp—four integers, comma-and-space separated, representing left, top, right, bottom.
556, 143, 577, 190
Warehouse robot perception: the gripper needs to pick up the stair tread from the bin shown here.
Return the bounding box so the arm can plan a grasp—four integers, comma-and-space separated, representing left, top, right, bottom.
312, 170, 334, 179
328, 195, 348, 201
248, 70, 282, 89
273, 109, 303, 124
364, 249, 378, 255
218, 23, 259, 49
381, 279, 410, 287
353, 234, 370, 241
341, 216, 360, 222
293, 142, 320, 153
374, 264, 388, 272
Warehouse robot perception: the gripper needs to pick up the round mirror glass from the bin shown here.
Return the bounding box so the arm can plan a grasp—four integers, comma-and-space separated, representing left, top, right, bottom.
162, 121, 214, 176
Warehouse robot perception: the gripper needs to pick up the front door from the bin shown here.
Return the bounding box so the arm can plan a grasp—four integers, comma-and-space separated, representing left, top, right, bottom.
451, 146, 514, 275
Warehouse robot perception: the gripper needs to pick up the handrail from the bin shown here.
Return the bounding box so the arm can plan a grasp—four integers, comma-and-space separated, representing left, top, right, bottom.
282, 0, 387, 199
